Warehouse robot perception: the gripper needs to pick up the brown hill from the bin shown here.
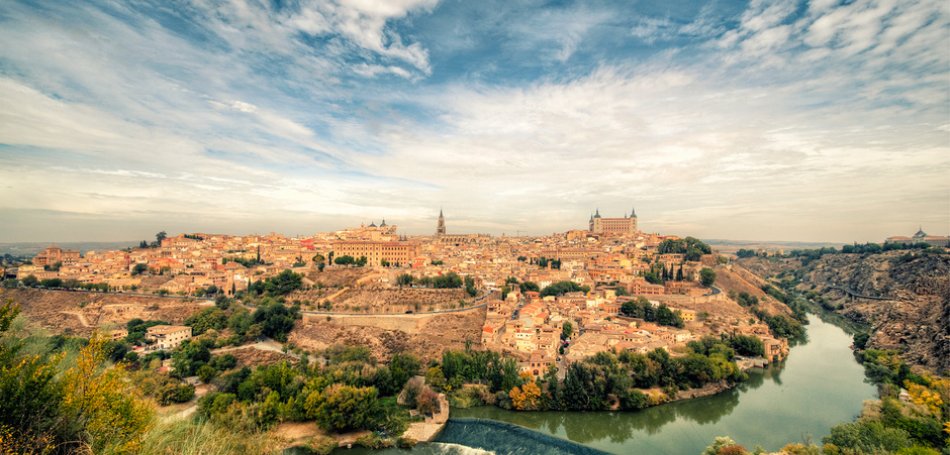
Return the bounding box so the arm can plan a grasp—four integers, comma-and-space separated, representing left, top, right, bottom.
740, 250, 950, 372
0, 288, 210, 335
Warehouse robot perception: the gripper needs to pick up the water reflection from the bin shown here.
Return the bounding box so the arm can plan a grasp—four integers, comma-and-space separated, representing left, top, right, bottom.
455, 366, 753, 442
451, 314, 877, 454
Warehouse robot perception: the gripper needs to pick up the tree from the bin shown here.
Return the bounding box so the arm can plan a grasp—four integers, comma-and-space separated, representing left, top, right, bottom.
700, 268, 717, 287
730, 335, 765, 357
561, 321, 573, 340
396, 273, 414, 288
823, 420, 911, 453
171, 339, 212, 377
464, 275, 477, 297
509, 380, 542, 410
21, 275, 39, 287
131, 263, 149, 276
334, 255, 355, 266
185, 307, 227, 335
432, 272, 463, 289
310, 384, 383, 432
621, 300, 640, 317
382, 353, 421, 396
251, 300, 301, 342
539, 281, 590, 298
60, 336, 154, 453
519, 281, 540, 293
154, 231, 167, 247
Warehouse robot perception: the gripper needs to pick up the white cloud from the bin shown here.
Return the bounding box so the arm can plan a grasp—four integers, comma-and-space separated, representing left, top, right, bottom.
0, 0, 947, 243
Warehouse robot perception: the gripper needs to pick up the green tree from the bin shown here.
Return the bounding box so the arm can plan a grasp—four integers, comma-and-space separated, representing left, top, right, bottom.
519, 281, 540, 293
730, 335, 765, 357
251, 300, 301, 342
539, 281, 590, 298
171, 339, 212, 378
153, 231, 167, 247
700, 268, 717, 287
561, 321, 573, 340
310, 384, 383, 432
396, 273, 414, 288
464, 275, 477, 297
185, 307, 227, 335
131, 263, 148, 276
823, 420, 912, 453
334, 255, 355, 266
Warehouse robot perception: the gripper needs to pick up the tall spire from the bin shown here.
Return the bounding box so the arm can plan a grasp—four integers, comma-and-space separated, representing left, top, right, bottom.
630, 207, 636, 218
436, 208, 446, 236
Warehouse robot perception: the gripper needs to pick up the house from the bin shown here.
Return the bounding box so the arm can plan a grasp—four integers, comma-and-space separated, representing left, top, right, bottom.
146, 325, 193, 351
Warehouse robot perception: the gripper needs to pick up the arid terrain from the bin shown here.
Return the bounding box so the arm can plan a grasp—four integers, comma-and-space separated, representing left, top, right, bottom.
740, 251, 950, 372
0, 288, 211, 335
290, 306, 485, 362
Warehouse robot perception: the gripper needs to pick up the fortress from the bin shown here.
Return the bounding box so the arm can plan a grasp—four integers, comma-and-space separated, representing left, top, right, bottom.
588, 208, 638, 235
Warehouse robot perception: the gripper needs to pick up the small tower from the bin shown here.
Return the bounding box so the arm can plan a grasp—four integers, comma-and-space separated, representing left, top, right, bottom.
436, 209, 446, 236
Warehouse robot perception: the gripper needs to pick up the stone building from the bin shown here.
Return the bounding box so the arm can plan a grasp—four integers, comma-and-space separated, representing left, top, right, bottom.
588, 208, 637, 235
436, 208, 446, 236
32, 246, 81, 267
145, 325, 193, 351
332, 239, 420, 266
885, 227, 949, 248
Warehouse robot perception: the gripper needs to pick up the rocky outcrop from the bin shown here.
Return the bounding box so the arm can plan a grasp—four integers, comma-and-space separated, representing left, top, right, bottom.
740, 251, 950, 373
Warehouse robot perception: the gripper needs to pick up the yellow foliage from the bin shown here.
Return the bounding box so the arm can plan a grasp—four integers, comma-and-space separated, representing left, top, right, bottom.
904, 380, 945, 418
509, 380, 541, 410
61, 335, 155, 454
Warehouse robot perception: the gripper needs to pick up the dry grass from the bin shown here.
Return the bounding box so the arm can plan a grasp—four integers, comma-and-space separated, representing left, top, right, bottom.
138, 419, 282, 455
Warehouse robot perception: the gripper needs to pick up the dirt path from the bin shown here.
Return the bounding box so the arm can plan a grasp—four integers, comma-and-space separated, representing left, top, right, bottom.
211, 340, 300, 359
60, 311, 92, 327
324, 286, 350, 302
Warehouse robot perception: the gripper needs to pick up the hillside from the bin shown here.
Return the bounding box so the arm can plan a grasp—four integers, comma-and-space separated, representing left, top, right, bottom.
0, 288, 210, 335
739, 250, 950, 373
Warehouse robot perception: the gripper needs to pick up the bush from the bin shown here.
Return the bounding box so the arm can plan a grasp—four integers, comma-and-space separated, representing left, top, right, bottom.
159, 382, 196, 405
539, 281, 590, 297
823, 419, 912, 453
310, 384, 383, 432
250, 300, 301, 342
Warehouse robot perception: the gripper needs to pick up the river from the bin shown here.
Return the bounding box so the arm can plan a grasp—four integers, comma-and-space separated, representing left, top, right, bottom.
337, 314, 875, 455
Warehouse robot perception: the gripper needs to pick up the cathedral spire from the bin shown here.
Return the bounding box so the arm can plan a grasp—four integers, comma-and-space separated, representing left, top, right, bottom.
436, 208, 446, 236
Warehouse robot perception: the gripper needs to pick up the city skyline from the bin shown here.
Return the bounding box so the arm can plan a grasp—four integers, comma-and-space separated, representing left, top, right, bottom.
1, 0, 949, 243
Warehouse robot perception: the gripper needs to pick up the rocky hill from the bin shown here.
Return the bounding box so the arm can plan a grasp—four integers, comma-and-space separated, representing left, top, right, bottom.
739, 250, 950, 373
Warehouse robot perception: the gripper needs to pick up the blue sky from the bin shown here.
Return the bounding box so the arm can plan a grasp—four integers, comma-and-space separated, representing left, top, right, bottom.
1, 0, 948, 242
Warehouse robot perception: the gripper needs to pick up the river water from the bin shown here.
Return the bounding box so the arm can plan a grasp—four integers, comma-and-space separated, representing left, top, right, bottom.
337, 314, 875, 455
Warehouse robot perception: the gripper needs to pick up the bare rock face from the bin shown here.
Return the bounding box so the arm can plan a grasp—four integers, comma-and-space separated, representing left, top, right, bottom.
741, 251, 950, 373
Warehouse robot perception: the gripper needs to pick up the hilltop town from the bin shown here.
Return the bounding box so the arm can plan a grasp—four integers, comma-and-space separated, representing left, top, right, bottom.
3, 209, 797, 376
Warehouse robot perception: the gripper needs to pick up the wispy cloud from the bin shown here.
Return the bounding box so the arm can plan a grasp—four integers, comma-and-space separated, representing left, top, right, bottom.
0, 0, 947, 242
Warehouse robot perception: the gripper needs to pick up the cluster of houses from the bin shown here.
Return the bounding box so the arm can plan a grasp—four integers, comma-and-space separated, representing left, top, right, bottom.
20, 211, 791, 372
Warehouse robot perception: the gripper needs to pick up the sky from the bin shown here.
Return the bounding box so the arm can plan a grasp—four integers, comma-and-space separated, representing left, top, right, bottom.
1, 0, 948, 243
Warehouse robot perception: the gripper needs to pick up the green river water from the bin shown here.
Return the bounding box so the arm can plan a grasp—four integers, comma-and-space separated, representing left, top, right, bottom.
337, 314, 876, 454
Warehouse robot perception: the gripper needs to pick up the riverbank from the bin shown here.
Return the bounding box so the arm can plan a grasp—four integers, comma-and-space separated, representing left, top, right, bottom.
447, 314, 875, 454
